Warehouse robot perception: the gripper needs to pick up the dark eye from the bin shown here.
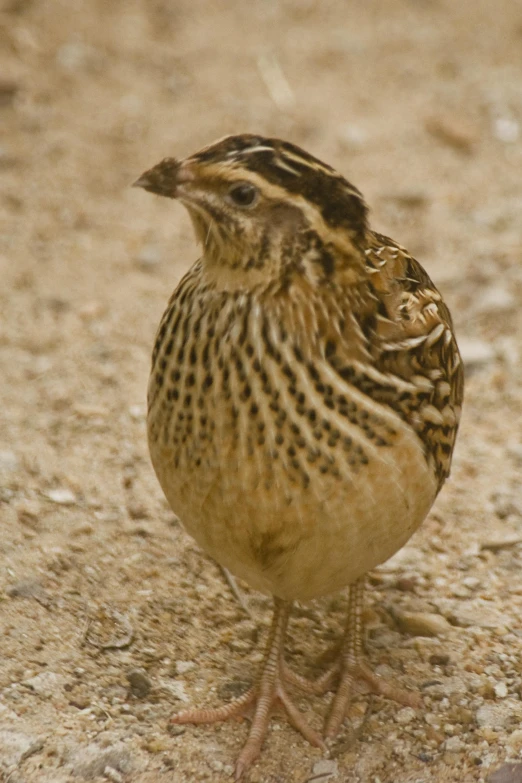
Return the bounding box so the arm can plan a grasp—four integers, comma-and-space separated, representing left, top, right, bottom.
228, 182, 259, 207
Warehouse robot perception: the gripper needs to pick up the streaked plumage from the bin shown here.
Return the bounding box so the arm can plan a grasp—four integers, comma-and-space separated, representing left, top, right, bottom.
135, 134, 463, 779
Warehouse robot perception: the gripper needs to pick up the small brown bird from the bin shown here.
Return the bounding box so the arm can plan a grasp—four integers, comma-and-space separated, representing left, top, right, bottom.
134, 135, 463, 780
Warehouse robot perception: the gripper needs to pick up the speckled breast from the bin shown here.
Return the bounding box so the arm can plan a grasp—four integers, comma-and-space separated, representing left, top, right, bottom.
147, 270, 439, 601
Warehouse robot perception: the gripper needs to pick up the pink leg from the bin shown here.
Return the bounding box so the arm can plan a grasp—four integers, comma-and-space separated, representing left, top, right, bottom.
324, 578, 421, 739
170, 598, 326, 781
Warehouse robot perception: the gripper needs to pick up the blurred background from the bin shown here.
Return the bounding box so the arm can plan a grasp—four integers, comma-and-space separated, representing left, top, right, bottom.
1, 1, 522, 781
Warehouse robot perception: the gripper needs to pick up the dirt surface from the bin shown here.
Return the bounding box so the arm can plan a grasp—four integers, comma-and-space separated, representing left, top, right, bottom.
1, 1, 522, 781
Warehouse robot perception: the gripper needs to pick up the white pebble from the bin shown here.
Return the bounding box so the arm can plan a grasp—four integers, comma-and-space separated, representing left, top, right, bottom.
445, 736, 466, 753
457, 337, 495, 369
104, 767, 124, 783
46, 488, 76, 505
462, 576, 481, 590
494, 117, 519, 143
175, 661, 196, 674
395, 707, 416, 724
494, 682, 508, 699
0, 450, 19, 473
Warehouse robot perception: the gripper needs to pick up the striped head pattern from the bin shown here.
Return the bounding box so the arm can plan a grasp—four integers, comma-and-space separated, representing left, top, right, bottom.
134, 134, 369, 282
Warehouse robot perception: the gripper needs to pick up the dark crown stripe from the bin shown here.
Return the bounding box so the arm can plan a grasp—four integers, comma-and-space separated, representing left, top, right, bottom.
192, 135, 368, 237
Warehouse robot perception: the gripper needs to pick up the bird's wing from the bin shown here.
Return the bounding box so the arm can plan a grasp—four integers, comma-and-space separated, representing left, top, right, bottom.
356, 231, 464, 487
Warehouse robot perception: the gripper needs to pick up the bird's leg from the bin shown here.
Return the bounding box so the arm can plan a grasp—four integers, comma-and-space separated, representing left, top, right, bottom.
171, 597, 326, 781
324, 577, 421, 739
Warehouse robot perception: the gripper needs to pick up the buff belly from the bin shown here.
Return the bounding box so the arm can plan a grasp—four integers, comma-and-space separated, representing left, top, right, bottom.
149, 422, 437, 602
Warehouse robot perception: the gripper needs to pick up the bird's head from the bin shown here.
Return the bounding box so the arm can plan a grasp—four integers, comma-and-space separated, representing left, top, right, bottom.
134, 134, 369, 286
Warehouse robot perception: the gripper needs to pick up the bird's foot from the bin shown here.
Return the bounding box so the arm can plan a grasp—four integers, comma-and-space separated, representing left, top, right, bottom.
320, 579, 421, 739
172, 678, 325, 781
324, 658, 421, 739
170, 600, 326, 781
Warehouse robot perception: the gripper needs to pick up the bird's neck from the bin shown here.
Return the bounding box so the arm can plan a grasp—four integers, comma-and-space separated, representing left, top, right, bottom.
192, 205, 369, 293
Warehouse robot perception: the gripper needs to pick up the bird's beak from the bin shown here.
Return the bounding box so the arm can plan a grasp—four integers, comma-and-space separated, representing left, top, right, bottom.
133, 158, 195, 198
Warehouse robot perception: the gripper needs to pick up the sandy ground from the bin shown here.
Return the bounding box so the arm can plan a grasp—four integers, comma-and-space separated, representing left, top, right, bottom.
1, 1, 522, 781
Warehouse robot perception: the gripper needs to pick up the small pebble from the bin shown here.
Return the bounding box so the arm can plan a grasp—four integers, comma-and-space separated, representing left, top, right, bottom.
160, 681, 188, 702
0, 730, 40, 766
167, 724, 186, 736
219, 680, 251, 700
458, 337, 495, 370
474, 285, 516, 315
71, 522, 94, 536
448, 600, 511, 630
425, 114, 477, 153
127, 503, 149, 520
506, 730, 522, 753
46, 488, 76, 505
0, 449, 19, 473
445, 736, 466, 753
391, 608, 451, 637
507, 443, 522, 463
462, 576, 481, 590
228, 639, 251, 653
16, 500, 41, 527
481, 535, 522, 551
104, 767, 124, 783
22, 671, 64, 698
7, 580, 49, 603
494, 682, 508, 699
142, 737, 169, 753
134, 244, 161, 270
429, 653, 451, 666
175, 661, 195, 675
476, 701, 522, 730
395, 707, 417, 725
126, 668, 152, 698
493, 118, 519, 144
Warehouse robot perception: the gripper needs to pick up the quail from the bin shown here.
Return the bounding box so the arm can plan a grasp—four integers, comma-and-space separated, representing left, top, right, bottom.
134, 134, 464, 780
